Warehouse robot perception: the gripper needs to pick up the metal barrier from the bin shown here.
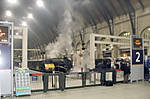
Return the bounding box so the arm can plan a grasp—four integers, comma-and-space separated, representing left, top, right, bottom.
30, 74, 43, 92
86, 72, 101, 86
13, 70, 150, 95
65, 72, 83, 89
13, 70, 117, 94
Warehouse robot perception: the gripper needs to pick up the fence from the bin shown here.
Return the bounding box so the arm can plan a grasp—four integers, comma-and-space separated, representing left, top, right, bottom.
13, 70, 122, 94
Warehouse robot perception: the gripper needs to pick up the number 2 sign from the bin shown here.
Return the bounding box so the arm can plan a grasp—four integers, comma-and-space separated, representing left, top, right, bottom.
132, 50, 144, 65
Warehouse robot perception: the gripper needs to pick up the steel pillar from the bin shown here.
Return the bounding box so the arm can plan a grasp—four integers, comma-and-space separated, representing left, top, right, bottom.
22, 27, 28, 68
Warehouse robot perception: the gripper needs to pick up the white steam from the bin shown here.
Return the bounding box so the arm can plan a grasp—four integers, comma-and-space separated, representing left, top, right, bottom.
46, 0, 78, 58
46, 10, 73, 58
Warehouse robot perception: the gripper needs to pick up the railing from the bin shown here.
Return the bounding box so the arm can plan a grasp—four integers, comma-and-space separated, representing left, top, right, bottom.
13, 70, 150, 95
13, 70, 121, 93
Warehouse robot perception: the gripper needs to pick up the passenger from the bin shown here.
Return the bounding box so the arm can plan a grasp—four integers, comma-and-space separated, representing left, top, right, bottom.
42, 67, 51, 92
95, 61, 105, 72
121, 59, 130, 83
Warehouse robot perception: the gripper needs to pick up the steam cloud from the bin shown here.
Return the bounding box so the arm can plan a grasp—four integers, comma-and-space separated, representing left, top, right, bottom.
46, 0, 86, 58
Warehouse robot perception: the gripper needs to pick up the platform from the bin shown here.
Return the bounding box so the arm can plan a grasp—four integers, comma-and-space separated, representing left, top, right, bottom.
4, 81, 150, 99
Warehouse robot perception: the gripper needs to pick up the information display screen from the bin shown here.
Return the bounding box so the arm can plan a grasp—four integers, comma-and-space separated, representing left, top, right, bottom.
132, 37, 143, 49
0, 26, 9, 43
0, 44, 11, 69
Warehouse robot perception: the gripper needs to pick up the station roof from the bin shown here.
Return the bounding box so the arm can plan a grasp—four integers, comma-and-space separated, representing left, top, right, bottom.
0, 0, 150, 48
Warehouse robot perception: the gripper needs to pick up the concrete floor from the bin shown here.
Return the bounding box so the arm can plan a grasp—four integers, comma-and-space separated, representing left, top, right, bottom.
5, 81, 150, 99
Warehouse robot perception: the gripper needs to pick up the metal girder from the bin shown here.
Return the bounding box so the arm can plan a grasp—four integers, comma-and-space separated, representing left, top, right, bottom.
82, 7, 96, 26
124, 0, 135, 12
108, 0, 119, 17
117, 0, 127, 15
137, 0, 144, 10
93, 34, 130, 40
95, 41, 130, 46
99, 0, 113, 20
124, 0, 136, 35
99, 0, 114, 36
129, 12, 136, 35
95, 0, 114, 36
94, 0, 109, 24
14, 49, 41, 51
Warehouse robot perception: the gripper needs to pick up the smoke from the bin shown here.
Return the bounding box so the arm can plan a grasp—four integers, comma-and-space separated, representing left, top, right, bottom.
46, 0, 84, 58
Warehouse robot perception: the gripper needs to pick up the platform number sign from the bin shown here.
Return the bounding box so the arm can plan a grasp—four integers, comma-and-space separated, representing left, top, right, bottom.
132, 50, 143, 65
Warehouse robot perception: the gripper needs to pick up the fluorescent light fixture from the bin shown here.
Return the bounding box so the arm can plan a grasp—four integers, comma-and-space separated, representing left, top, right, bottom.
36, 0, 44, 7
22, 21, 27, 26
5, 10, 12, 17
7, 0, 17, 4
27, 13, 33, 19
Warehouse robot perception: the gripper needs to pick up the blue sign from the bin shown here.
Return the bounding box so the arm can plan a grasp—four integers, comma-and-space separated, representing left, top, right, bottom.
0, 44, 11, 69
132, 50, 143, 65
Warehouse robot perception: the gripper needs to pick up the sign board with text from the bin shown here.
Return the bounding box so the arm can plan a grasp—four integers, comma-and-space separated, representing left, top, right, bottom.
130, 36, 144, 81
132, 50, 144, 65
15, 68, 31, 96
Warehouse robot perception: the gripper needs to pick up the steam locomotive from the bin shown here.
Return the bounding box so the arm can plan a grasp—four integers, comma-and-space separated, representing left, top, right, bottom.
28, 57, 73, 73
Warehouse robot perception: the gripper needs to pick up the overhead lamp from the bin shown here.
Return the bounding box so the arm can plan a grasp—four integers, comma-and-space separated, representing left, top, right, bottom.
36, 0, 44, 7
22, 21, 27, 26
7, 0, 17, 4
148, 28, 150, 31
16, 32, 19, 35
27, 13, 34, 19
5, 10, 12, 17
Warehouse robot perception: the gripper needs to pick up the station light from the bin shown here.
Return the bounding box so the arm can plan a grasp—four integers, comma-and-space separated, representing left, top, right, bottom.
16, 32, 19, 35
22, 21, 27, 27
148, 28, 150, 31
36, 0, 44, 7
7, 0, 17, 4
5, 10, 12, 17
27, 13, 34, 19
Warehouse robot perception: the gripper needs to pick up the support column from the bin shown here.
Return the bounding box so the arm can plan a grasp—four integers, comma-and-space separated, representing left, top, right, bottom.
90, 34, 95, 69
22, 27, 28, 68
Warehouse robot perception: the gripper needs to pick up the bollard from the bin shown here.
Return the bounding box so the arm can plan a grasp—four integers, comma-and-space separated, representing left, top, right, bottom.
52, 74, 54, 87
89, 73, 92, 83
101, 71, 106, 86
94, 73, 96, 84
54, 75, 57, 88
59, 73, 65, 91
43, 73, 48, 93
112, 70, 116, 84
82, 72, 86, 87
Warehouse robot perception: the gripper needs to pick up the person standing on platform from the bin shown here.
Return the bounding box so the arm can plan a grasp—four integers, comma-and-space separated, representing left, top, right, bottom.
121, 59, 130, 83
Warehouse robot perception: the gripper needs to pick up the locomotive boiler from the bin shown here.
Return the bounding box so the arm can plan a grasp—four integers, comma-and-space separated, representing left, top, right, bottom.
28, 57, 73, 73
